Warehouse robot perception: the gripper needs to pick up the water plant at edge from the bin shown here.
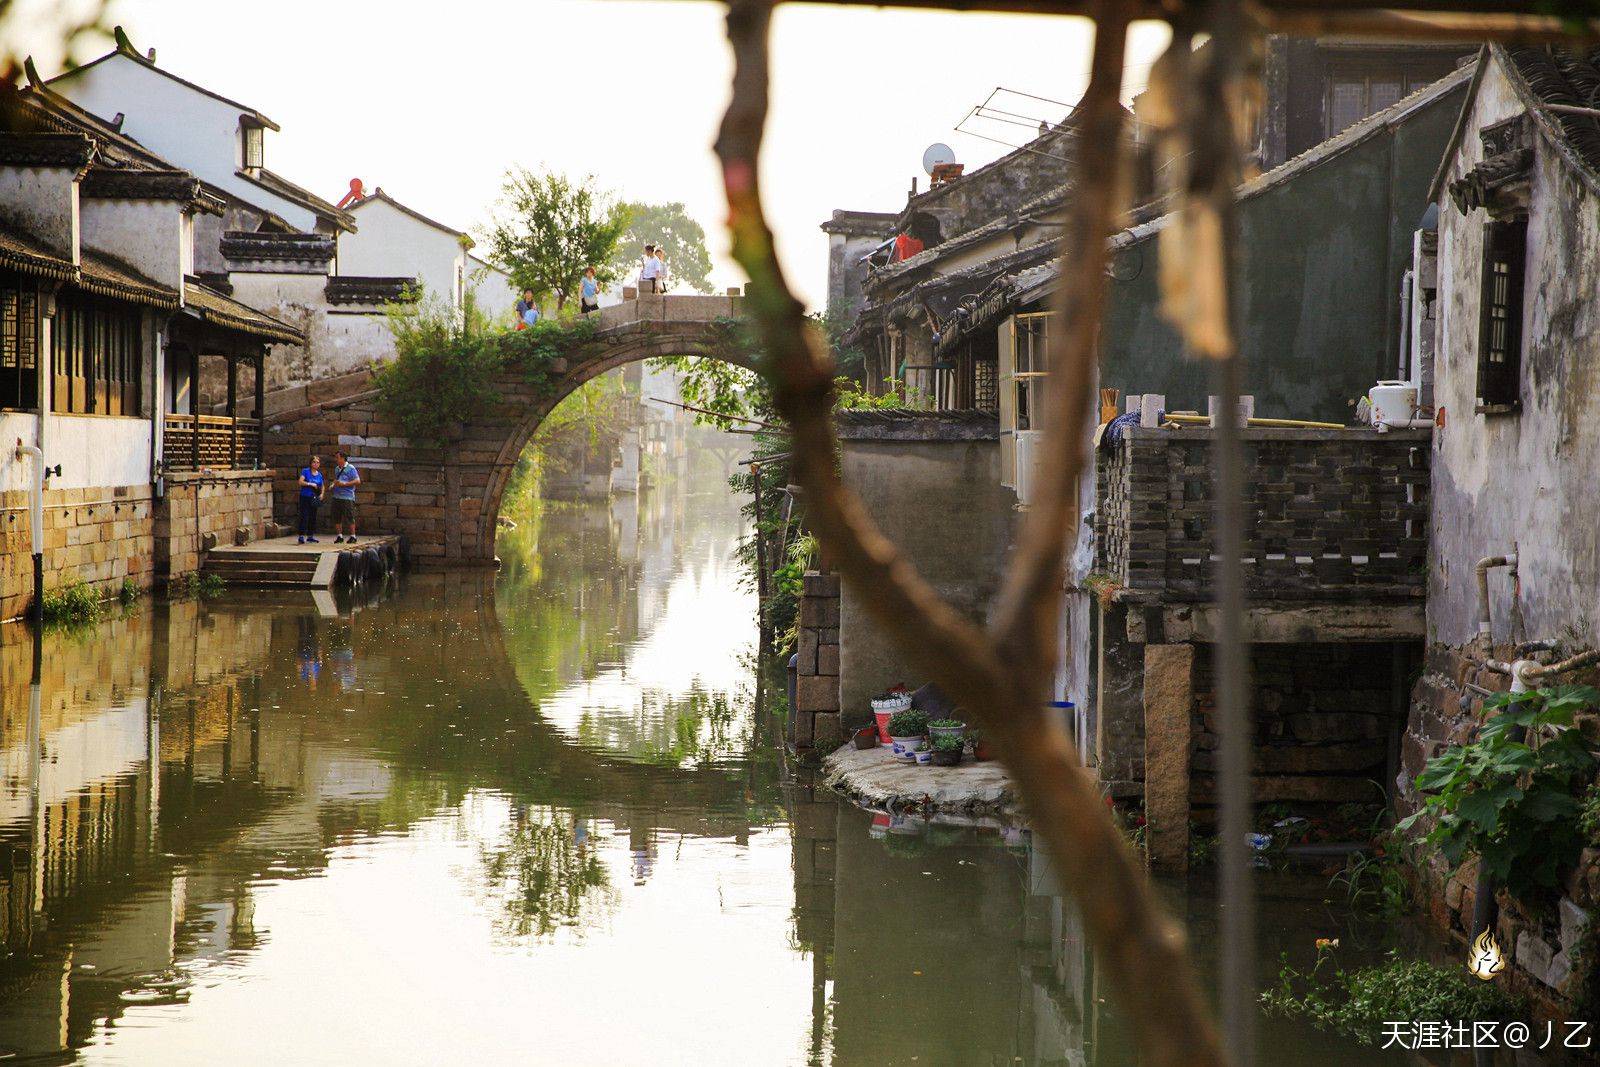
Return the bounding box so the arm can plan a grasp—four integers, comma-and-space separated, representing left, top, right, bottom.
1261, 946, 1524, 1044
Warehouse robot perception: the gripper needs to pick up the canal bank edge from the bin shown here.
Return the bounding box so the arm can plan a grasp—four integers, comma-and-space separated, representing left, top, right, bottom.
822, 745, 1020, 820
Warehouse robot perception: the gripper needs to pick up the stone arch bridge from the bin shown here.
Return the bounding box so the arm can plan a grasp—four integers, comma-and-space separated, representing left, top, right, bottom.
261, 293, 754, 564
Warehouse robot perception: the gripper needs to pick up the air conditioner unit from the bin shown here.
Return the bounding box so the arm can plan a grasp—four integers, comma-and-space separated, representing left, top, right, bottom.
1015, 430, 1045, 507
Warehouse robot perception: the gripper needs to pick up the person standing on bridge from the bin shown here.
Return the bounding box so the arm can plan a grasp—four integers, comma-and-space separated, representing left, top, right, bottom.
297, 454, 324, 544
580, 266, 600, 314
652, 245, 668, 293
330, 449, 361, 544
638, 243, 661, 294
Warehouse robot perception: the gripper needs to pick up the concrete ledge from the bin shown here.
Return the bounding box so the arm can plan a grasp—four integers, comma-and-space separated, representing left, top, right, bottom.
1160, 602, 1426, 643
835, 408, 999, 442
822, 744, 1019, 819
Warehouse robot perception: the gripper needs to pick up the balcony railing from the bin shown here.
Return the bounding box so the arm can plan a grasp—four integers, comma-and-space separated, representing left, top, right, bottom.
163, 413, 261, 472
1095, 426, 1431, 604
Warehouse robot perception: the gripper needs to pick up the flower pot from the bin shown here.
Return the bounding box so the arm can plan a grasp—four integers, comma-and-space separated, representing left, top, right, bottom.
873, 708, 896, 744
890, 735, 922, 762
871, 693, 913, 714
972, 737, 995, 762
914, 748, 933, 766
928, 722, 966, 746
853, 726, 878, 750
931, 747, 962, 767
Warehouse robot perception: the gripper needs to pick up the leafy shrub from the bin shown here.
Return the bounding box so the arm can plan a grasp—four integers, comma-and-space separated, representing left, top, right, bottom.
1262, 950, 1524, 1044
119, 577, 140, 605
374, 290, 599, 446
41, 575, 103, 626
928, 718, 965, 729
1399, 684, 1599, 901
932, 734, 964, 753
885, 709, 928, 738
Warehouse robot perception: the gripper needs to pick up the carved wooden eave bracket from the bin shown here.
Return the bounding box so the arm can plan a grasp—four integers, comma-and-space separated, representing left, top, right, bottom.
1450, 114, 1534, 217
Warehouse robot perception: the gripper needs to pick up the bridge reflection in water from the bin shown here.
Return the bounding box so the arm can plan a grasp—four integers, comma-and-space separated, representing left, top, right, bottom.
0, 475, 1260, 1067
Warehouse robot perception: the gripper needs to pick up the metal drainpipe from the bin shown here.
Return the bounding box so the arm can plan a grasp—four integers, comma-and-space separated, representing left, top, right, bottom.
1475, 553, 1518, 644
15, 443, 46, 624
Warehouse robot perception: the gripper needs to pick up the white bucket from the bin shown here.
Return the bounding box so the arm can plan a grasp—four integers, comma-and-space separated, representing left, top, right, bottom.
1368, 381, 1418, 428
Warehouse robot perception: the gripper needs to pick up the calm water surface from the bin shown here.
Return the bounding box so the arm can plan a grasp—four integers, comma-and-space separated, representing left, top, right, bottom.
0, 475, 1563, 1065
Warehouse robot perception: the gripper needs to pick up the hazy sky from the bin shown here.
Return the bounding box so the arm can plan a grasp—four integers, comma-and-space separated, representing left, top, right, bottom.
21, 0, 1170, 310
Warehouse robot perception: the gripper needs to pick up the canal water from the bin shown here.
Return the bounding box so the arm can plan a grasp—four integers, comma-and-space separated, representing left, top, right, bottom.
0, 472, 1571, 1065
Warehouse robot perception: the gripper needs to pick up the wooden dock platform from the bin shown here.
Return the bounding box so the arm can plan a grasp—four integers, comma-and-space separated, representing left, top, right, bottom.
203, 534, 401, 588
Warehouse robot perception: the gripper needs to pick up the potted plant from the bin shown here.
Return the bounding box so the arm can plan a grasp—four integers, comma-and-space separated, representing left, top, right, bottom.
931, 733, 964, 767
928, 717, 966, 746
871, 688, 913, 743
969, 728, 995, 762
886, 709, 928, 761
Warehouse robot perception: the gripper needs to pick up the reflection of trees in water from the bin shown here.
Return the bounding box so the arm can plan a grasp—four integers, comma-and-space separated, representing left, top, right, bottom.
475, 803, 618, 941
627, 682, 746, 769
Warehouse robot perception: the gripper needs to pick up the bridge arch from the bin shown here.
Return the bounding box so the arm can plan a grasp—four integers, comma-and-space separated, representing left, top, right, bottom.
476, 315, 759, 560
261, 294, 760, 565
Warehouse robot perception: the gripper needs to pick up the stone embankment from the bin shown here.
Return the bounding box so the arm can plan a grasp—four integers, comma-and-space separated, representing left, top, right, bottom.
822, 745, 1020, 820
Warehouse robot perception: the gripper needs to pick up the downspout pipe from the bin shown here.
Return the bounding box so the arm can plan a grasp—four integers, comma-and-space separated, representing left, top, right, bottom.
15, 443, 45, 624
1475, 553, 1517, 644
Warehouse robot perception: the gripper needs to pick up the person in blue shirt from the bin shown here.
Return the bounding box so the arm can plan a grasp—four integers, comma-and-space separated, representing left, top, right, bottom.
514, 287, 538, 330
580, 266, 600, 314
297, 454, 324, 544
330, 449, 361, 543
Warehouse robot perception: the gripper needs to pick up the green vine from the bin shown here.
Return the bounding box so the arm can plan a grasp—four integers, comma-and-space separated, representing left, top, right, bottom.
373, 291, 602, 446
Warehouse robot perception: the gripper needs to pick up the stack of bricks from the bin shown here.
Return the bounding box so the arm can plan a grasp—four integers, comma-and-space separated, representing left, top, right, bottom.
793, 570, 841, 748
0, 485, 155, 621
155, 471, 274, 582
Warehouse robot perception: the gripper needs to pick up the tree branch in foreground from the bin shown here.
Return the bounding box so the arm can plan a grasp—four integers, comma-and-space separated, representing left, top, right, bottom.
712, 2, 1228, 1065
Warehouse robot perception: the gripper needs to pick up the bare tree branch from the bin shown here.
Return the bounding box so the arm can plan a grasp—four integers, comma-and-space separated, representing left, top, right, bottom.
713, 2, 1228, 1065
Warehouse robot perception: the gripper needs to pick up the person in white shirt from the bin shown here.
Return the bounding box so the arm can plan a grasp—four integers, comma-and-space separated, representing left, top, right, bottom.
651, 245, 668, 293
639, 243, 661, 293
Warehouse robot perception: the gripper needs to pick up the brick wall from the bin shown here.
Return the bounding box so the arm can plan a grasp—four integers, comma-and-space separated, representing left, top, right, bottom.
1096, 426, 1430, 603
0, 485, 154, 621
793, 571, 841, 749
153, 471, 273, 583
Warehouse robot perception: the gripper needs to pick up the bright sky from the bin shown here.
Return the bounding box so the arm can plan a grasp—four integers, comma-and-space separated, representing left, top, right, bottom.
18, 0, 1170, 311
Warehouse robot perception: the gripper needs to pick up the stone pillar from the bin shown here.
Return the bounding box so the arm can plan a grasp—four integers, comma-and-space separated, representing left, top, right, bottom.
1143, 643, 1195, 872
794, 570, 841, 748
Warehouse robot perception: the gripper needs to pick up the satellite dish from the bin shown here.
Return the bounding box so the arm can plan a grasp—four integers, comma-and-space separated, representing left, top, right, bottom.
922, 143, 957, 176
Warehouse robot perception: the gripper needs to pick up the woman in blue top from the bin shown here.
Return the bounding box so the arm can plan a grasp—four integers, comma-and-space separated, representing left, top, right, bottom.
297, 454, 324, 544
580, 266, 600, 314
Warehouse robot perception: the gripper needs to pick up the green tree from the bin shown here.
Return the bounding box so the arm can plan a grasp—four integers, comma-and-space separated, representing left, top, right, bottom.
486, 168, 630, 311
612, 201, 715, 294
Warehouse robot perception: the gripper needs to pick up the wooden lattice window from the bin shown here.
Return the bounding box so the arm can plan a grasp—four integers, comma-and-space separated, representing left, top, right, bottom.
0, 281, 39, 410
1476, 216, 1526, 411
1013, 312, 1050, 431
52, 293, 142, 415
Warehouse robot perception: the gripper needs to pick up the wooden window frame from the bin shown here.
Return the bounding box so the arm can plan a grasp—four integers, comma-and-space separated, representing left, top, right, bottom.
1475, 215, 1527, 414
51, 292, 143, 417
0, 280, 40, 411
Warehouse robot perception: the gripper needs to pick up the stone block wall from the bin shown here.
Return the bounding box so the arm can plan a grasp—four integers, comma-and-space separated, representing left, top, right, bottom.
793, 570, 841, 749
1188, 642, 1411, 816
0, 484, 154, 621
154, 471, 273, 582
